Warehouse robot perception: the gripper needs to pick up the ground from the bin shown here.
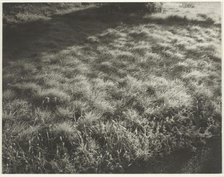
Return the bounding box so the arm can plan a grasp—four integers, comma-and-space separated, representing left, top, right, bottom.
2, 2, 222, 173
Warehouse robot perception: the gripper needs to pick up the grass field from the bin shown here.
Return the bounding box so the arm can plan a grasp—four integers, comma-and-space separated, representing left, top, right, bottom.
2, 2, 222, 173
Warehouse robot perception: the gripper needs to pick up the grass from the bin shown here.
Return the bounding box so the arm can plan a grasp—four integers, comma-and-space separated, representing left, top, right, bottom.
3, 2, 222, 173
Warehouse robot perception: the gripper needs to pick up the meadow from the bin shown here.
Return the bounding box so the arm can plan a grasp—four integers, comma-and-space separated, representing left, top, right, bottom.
2, 2, 222, 173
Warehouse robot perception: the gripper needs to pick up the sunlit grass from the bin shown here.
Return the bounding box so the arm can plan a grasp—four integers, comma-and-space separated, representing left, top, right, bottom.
3, 2, 221, 173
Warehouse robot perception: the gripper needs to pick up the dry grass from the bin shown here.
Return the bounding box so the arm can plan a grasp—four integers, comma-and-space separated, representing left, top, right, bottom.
3, 2, 221, 173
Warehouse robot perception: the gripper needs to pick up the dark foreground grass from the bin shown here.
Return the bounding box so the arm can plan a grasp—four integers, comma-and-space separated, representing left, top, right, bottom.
3, 2, 221, 173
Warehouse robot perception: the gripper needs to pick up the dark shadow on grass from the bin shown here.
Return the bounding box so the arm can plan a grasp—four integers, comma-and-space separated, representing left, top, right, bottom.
3, 5, 220, 67
125, 136, 221, 173
3, 5, 140, 66
125, 149, 194, 173
144, 15, 221, 27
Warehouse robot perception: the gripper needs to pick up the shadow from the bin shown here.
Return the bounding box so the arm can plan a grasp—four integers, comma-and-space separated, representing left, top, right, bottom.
200, 136, 222, 173
3, 5, 220, 67
125, 136, 222, 173
3, 5, 142, 66
125, 149, 194, 173
145, 15, 221, 27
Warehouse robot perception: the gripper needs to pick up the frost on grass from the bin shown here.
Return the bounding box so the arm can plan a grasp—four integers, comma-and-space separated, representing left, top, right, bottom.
3, 2, 221, 173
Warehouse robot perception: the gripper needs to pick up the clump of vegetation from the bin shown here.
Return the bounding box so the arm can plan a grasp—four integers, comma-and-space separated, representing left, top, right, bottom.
180, 2, 195, 8
102, 3, 163, 14
3, 2, 221, 173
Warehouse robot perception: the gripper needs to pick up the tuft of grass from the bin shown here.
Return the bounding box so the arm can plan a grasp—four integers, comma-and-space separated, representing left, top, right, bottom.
38, 88, 71, 105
